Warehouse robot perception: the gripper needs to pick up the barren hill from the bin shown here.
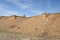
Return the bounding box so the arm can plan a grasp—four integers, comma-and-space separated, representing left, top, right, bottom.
0, 13, 60, 37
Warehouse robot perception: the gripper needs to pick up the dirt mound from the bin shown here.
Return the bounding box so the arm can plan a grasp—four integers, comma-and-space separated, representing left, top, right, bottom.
0, 13, 60, 37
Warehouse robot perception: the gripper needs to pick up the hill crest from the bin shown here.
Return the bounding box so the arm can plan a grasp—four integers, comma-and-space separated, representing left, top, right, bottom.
0, 13, 60, 37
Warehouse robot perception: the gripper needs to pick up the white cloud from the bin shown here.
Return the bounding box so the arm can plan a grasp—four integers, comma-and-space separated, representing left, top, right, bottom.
6, 0, 32, 9
0, 0, 41, 16
0, 4, 18, 16
47, 0, 52, 10
6, 0, 41, 14
30, 8, 41, 15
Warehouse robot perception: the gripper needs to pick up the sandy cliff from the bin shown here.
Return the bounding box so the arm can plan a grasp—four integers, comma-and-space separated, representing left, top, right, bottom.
0, 13, 60, 37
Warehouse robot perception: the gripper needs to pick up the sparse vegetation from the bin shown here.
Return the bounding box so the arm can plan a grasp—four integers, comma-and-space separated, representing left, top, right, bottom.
0, 16, 4, 20
17, 27, 20, 29
0, 31, 60, 40
35, 28, 38, 30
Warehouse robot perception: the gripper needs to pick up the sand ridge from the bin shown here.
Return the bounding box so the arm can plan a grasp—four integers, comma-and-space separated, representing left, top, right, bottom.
0, 13, 60, 37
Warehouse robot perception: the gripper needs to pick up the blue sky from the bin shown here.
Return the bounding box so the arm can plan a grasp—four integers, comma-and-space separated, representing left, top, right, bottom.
0, 0, 60, 17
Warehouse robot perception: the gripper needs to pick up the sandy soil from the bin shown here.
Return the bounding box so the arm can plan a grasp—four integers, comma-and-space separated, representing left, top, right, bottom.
0, 13, 60, 38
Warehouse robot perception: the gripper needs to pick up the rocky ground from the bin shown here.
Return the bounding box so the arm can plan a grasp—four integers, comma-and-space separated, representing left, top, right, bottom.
0, 31, 60, 40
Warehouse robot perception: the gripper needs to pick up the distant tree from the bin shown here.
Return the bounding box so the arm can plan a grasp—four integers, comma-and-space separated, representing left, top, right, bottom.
44, 12, 48, 17
13, 15, 17, 17
12, 15, 17, 19
23, 15, 26, 18
45, 14, 48, 17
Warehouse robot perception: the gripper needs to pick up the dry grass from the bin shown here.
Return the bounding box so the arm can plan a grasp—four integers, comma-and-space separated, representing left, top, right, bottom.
0, 31, 60, 40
